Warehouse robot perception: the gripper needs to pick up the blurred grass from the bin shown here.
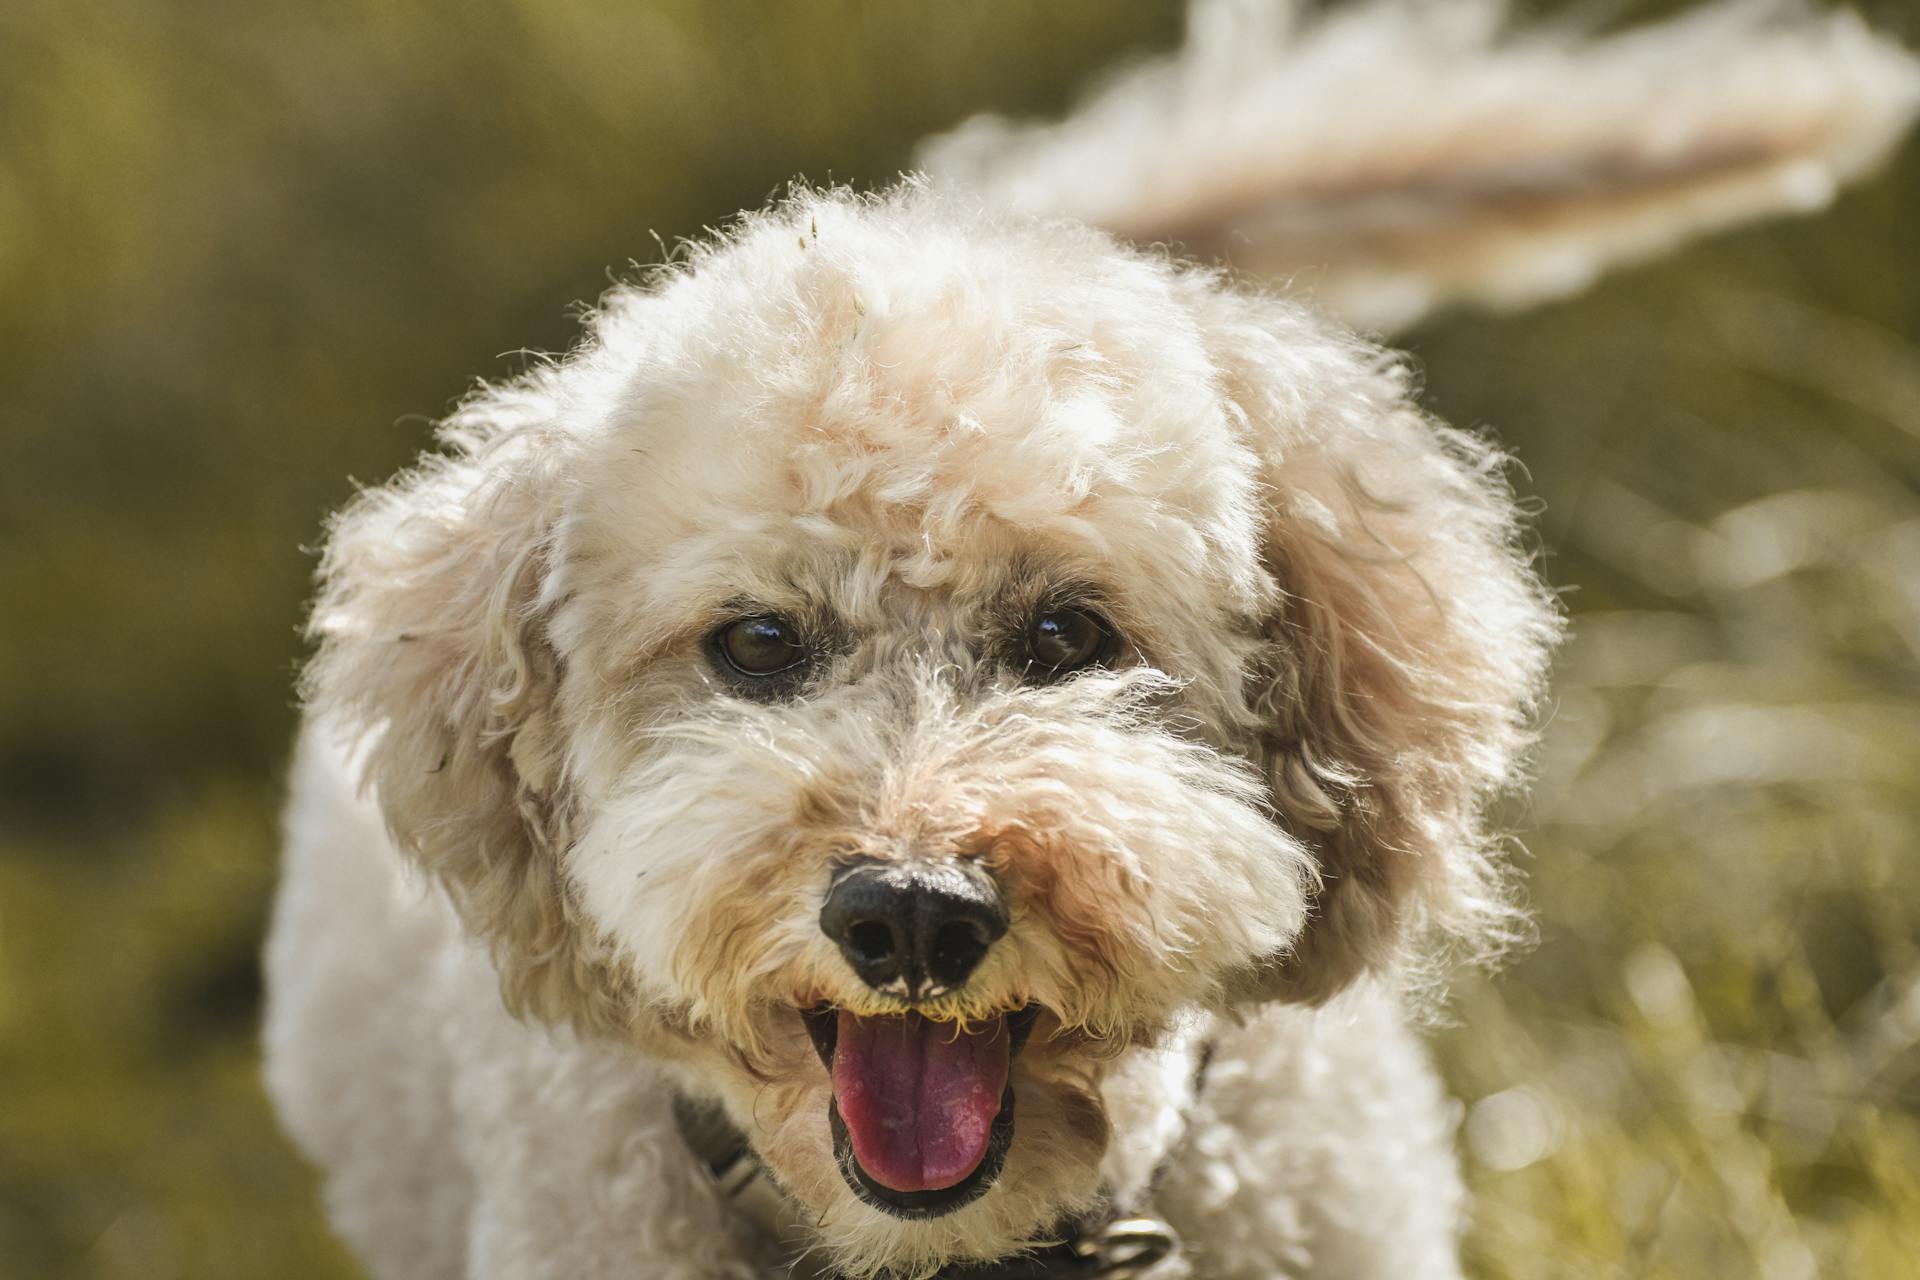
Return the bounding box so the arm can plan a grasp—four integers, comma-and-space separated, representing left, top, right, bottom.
1, 2, 1916, 1277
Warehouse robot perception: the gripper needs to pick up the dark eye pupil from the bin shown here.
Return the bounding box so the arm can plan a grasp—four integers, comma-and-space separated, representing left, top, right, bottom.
719, 616, 807, 676
1029, 607, 1109, 674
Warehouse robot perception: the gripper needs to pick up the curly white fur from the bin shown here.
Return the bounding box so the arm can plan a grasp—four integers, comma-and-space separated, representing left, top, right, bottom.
268, 181, 1561, 1278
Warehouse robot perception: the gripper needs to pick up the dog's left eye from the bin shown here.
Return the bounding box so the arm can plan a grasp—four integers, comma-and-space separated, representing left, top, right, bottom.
714, 615, 810, 678
1027, 606, 1117, 678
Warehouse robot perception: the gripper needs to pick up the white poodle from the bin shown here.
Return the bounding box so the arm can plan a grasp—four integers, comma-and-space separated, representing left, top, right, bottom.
264, 6, 1917, 1278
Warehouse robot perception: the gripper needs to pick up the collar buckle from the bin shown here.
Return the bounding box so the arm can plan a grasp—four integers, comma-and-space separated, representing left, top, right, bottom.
1068, 1215, 1179, 1278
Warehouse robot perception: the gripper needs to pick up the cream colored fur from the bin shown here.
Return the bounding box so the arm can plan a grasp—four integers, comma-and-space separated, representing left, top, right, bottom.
270, 184, 1554, 1278
265, 6, 1916, 1275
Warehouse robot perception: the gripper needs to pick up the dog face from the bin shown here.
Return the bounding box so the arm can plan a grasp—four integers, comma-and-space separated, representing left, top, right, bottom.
305, 187, 1556, 1274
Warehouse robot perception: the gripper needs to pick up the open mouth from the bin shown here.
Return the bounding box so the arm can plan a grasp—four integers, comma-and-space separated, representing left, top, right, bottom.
803, 1004, 1040, 1219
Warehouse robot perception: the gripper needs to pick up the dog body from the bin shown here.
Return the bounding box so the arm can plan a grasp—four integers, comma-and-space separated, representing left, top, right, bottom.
267, 187, 1554, 1278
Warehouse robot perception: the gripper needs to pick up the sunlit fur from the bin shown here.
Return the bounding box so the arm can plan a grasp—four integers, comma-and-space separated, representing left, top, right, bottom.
269, 184, 1558, 1278
924, 0, 1920, 333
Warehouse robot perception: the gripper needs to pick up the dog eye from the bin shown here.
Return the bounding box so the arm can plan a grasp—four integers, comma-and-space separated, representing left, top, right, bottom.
714, 615, 810, 678
1027, 606, 1117, 678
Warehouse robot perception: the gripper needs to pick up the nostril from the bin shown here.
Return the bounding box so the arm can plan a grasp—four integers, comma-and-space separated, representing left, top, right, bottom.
928, 919, 990, 986
845, 919, 896, 966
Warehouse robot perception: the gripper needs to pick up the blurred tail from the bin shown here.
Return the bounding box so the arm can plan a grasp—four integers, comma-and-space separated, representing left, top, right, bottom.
917, 0, 1920, 333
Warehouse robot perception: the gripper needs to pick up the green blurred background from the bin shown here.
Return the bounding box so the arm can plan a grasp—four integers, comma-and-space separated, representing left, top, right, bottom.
2, 2, 1916, 1277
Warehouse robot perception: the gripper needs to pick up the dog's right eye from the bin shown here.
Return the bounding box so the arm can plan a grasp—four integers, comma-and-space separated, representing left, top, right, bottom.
1026, 605, 1118, 680
713, 615, 810, 678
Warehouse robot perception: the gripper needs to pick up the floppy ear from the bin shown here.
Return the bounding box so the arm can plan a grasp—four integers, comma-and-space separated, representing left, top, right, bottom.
1200, 288, 1561, 1004
302, 376, 618, 1027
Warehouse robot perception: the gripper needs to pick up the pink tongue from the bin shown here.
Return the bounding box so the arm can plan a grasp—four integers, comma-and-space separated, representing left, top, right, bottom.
832, 1011, 1009, 1193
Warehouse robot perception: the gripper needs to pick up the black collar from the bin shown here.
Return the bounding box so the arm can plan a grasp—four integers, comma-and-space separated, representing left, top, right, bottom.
671, 1094, 1180, 1279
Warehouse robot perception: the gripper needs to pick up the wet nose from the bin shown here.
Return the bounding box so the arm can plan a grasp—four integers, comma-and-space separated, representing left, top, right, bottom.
819, 861, 1008, 999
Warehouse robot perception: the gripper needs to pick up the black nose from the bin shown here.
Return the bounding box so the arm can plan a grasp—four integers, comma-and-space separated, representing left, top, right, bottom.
819, 862, 1008, 999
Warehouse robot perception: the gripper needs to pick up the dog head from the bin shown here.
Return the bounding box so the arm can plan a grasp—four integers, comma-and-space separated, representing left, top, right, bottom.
304, 185, 1557, 1274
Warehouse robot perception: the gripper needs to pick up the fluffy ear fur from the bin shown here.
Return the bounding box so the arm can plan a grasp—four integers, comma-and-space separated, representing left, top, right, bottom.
1197, 286, 1562, 1004
302, 375, 616, 1026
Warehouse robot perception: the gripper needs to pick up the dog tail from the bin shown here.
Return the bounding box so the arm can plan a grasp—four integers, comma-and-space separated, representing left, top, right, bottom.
916, 0, 1920, 333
